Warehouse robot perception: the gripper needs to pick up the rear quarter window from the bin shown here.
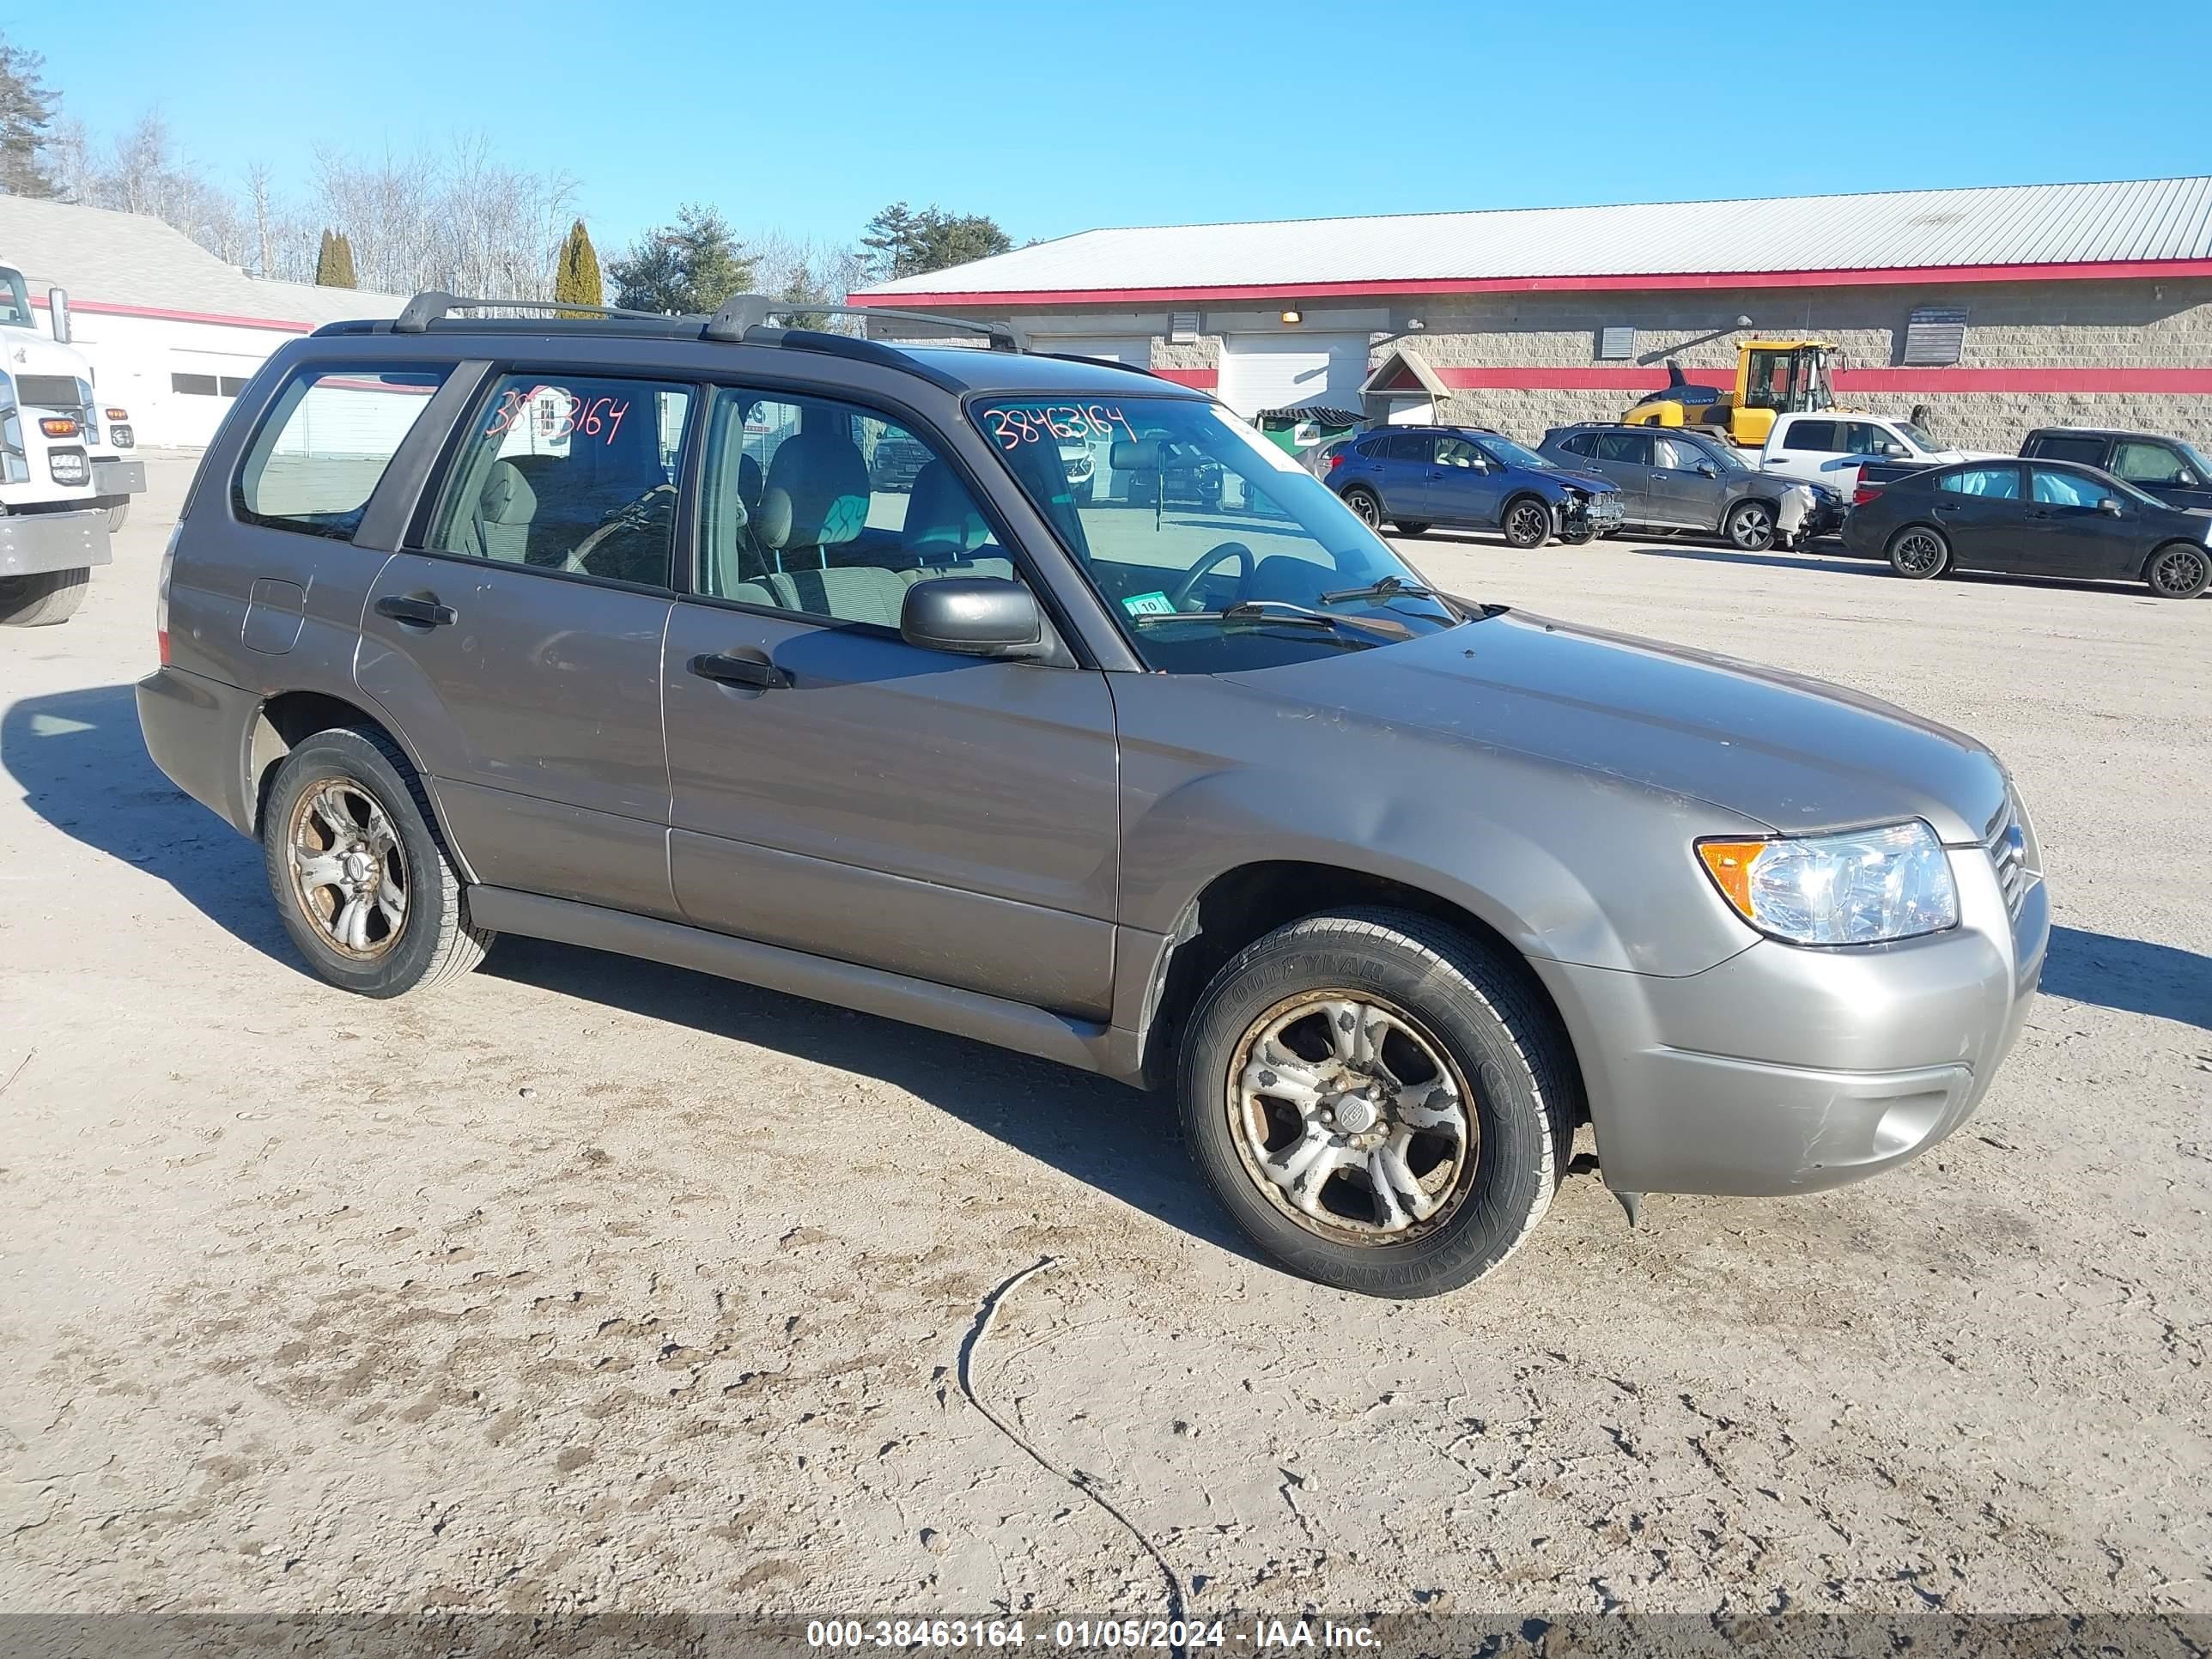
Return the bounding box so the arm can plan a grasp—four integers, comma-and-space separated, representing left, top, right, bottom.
233, 367, 450, 541
2028, 434, 2110, 468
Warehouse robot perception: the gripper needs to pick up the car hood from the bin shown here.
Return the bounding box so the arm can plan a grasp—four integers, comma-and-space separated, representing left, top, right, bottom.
1540, 466, 1618, 494
1224, 609, 2008, 843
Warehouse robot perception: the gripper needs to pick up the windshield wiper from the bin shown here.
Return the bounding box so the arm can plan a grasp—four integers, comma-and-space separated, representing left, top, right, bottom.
1128, 599, 1410, 640
1318, 574, 1437, 605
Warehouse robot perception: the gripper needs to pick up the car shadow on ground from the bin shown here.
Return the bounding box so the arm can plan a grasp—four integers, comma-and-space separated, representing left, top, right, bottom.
1635, 546, 1889, 577
1637, 545, 2203, 598
480, 936, 1259, 1263
1, 681, 297, 967
1, 680, 1255, 1264
2044, 926, 2212, 1032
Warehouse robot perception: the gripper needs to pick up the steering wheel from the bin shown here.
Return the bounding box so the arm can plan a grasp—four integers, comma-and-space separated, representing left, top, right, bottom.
1166, 540, 1254, 610
563, 483, 678, 575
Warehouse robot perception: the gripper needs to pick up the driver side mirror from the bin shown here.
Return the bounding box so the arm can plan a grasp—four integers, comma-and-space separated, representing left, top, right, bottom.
1695, 463, 1718, 477
901, 577, 1049, 660
2097, 497, 2124, 515
1881, 441, 1908, 458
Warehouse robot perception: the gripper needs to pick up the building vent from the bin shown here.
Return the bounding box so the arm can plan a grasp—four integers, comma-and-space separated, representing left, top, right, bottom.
1902, 307, 1968, 367
1597, 325, 1636, 361
1170, 312, 1200, 343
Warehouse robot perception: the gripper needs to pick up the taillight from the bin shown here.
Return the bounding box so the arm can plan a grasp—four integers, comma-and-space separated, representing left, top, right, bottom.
155, 525, 179, 664
1328, 452, 1346, 471
1851, 483, 1882, 506
39, 416, 78, 437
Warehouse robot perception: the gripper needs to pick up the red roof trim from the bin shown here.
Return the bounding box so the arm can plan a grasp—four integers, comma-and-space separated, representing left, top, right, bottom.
32, 293, 318, 333
850, 258, 2212, 309
1148, 367, 1216, 386
1436, 365, 2212, 394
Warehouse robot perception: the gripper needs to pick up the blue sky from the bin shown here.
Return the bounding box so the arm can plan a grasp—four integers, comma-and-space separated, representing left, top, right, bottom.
27, 0, 2212, 259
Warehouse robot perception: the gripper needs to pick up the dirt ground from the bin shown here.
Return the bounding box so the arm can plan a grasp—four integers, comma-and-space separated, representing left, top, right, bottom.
3, 455, 2207, 1627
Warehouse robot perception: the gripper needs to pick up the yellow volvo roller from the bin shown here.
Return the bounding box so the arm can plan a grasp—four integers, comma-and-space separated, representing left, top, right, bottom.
1623, 338, 1842, 447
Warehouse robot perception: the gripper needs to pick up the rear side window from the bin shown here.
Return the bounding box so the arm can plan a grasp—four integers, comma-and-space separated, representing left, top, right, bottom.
1784, 419, 1838, 452
426, 373, 694, 587
1939, 465, 2022, 500
1592, 431, 1648, 464
1557, 433, 1594, 457
234, 367, 449, 541
2028, 434, 2106, 468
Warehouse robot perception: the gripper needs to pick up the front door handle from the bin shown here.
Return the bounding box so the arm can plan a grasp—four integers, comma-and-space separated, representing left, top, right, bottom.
690, 650, 787, 690
374, 593, 457, 627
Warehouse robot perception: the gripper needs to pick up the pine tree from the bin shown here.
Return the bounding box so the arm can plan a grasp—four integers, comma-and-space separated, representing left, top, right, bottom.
329, 231, 357, 289
0, 35, 60, 198
554, 220, 602, 316
313, 228, 337, 285
608, 205, 753, 315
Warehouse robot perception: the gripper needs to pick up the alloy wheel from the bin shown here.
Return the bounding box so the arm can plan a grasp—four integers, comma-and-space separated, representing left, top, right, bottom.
1346, 491, 1380, 527
288, 778, 409, 958
1730, 502, 1776, 551
1505, 501, 1550, 547
1892, 529, 1946, 577
2151, 545, 2209, 598
1226, 990, 1477, 1244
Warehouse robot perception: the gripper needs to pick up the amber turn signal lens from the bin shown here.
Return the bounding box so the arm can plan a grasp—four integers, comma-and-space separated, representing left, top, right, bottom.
106, 408, 130, 421
39, 416, 77, 436
1696, 838, 1771, 919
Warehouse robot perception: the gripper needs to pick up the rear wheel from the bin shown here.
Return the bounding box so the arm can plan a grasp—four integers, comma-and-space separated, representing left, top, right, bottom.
1726, 499, 1778, 552
1340, 486, 1382, 528
1393, 520, 1431, 537
107, 501, 131, 533
2144, 541, 2210, 599
261, 726, 492, 998
1177, 908, 1576, 1298
1501, 495, 1553, 549
1557, 520, 1596, 546
0, 567, 89, 625
1887, 525, 1951, 580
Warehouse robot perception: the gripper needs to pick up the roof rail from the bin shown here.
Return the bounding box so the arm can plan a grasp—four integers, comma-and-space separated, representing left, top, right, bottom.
702, 294, 1024, 352
391, 292, 671, 332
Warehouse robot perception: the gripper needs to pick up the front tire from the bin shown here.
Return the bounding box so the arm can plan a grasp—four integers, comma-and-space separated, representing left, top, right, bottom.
1177, 908, 1576, 1298
2145, 541, 2210, 599
1500, 495, 1553, 549
261, 726, 492, 998
107, 501, 131, 533
0, 567, 89, 625
1726, 499, 1778, 552
1887, 524, 1951, 580
1557, 520, 1596, 546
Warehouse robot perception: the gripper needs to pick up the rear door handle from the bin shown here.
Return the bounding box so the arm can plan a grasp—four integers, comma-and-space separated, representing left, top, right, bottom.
374, 593, 456, 627
1932, 501, 1960, 514
690, 651, 787, 690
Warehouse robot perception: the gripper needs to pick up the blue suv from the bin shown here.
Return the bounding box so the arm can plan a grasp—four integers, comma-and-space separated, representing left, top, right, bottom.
1326, 426, 1624, 547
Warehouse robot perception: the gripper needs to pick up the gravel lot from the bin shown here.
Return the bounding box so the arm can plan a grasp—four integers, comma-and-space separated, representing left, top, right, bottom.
3, 455, 2207, 1627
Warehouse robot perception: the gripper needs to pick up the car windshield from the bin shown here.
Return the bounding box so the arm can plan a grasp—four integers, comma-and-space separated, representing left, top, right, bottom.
2177, 441, 2212, 477
974, 396, 1467, 671
0, 269, 29, 330
1474, 434, 1553, 470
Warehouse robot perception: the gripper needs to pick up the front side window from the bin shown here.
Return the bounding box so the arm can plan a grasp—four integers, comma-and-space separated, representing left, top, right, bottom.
2031, 468, 2106, 507
0, 269, 29, 329
1939, 465, 2021, 500
234, 366, 450, 541
972, 395, 1463, 672
427, 373, 691, 586
1840, 422, 1892, 455
1434, 436, 1485, 469
2112, 441, 2189, 486
1654, 437, 1711, 471
696, 388, 1016, 630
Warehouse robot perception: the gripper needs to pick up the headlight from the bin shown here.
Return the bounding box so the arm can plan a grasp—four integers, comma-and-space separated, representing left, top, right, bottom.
1696, 820, 1957, 945
49, 452, 88, 486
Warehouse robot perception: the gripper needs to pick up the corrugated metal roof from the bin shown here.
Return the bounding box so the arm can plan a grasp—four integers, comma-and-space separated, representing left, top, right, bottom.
0, 194, 404, 325
855, 177, 2212, 298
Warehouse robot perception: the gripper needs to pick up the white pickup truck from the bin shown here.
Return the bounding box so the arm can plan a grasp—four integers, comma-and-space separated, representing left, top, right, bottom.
1759, 410, 1996, 494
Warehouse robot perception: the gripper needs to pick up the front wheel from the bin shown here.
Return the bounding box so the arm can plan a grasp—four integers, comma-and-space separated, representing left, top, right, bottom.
1340, 487, 1382, 529
0, 567, 89, 625
1726, 499, 1778, 552
1557, 519, 1596, 546
107, 501, 131, 533
2145, 541, 2210, 599
1500, 496, 1553, 550
1177, 908, 1576, 1298
1887, 525, 1951, 580
261, 726, 492, 998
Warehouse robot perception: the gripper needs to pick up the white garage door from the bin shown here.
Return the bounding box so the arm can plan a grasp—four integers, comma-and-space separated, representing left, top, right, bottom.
1217, 333, 1370, 418
1036, 336, 1150, 367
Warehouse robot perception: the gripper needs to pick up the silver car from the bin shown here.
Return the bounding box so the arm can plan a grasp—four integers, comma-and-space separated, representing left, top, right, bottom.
1540, 422, 1844, 550
137, 297, 2045, 1297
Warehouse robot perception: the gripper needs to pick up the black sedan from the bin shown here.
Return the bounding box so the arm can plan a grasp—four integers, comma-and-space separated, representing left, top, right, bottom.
1841, 458, 2211, 599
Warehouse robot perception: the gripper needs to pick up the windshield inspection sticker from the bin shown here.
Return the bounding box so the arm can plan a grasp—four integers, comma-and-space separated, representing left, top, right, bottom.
1121, 590, 1176, 617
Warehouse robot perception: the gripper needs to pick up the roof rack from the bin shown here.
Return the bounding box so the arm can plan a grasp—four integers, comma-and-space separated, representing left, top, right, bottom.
702, 295, 1024, 352
391, 292, 673, 332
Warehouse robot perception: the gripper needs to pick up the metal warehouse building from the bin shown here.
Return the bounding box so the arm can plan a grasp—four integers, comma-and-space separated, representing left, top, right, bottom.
0, 196, 403, 449
849, 176, 2212, 451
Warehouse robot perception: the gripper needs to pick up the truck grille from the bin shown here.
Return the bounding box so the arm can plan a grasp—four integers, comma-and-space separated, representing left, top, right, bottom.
1984, 793, 2030, 921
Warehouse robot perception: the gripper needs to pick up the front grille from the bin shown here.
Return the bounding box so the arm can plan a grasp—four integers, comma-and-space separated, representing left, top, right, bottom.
1984, 792, 2030, 921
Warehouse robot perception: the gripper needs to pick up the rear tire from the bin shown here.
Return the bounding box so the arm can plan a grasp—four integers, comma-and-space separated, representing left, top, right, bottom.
1177, 908, 1576, 1298
261, 726, 492, 998
1501, 495, 1553, 549
107, 501, 131, 533
0, 567, 89, 625
1340, 486, 1382, 528
1393, 520, 1431, 537
1557, 520, 1596, 546
1886, 524, 1951, 580
2144, 541, 2210, 599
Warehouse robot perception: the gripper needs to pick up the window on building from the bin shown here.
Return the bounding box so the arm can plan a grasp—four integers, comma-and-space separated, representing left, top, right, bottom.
1596, 325, 1636, 362
427, 373, 692, 586
1902, 307, 1968, 368
219, 375, 251, 398
233, 367, 450, 541
172, 373, 221, 397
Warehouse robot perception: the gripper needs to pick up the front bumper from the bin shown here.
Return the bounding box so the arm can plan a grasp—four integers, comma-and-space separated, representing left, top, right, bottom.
1571, 494, 1626, 529
1534, 841, 2047, 1196
92, 459, 147, 498
0, 507, 112, 579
